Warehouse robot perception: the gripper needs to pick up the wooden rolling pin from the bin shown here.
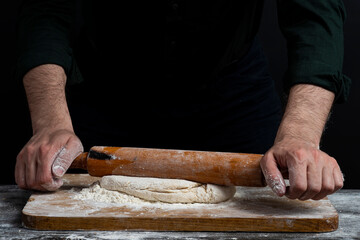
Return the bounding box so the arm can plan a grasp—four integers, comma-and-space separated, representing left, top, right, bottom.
70, 146, 265, 187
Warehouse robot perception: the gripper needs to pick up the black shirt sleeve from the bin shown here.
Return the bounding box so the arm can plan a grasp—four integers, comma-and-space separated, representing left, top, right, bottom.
15, 0, 82, 84
277, 0, 351, 103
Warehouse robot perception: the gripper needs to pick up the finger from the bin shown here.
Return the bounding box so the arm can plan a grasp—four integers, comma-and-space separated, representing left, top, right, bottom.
36, 147, 62, 191
286, 157, 308, 200
298, 161, 322, 201
333, 165, 344, 192
312, 166, 334, 200
15, 152, 26, 189
25, 152, 37, 190
260, 153, 286, 197
30, 152, 54, 192
52, 138, 83, 178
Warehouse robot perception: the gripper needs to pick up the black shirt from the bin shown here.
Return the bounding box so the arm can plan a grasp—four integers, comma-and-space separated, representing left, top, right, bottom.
15, 0, 351, 102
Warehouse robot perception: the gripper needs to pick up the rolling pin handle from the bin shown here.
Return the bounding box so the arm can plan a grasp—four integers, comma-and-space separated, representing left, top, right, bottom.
70, 152, 88, 170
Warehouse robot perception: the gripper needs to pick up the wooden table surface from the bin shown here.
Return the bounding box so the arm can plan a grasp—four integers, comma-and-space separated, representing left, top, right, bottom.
0, 185, 359, 240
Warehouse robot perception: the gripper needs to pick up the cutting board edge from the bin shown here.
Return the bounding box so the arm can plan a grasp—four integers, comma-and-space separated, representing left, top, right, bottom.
21, 211, 339, 232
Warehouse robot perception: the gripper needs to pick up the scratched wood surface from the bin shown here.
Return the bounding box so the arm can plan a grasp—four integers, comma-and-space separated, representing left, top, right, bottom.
21, 174, 338, 232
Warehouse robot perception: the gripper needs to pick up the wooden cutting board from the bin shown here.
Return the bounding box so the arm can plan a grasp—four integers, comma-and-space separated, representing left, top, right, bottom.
22, 174, 338, 232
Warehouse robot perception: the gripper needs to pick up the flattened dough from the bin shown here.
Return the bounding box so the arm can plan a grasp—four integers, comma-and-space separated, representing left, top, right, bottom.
99, 175, 236, 203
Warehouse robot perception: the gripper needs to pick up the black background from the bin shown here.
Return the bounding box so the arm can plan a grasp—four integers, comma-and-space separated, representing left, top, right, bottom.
1, 1, 359, 188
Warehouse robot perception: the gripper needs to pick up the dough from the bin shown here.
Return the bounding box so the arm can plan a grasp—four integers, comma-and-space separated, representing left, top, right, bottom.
99, 175, 236, 204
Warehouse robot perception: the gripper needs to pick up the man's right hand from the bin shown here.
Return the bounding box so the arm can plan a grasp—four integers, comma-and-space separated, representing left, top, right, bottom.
15, 128, 83, 191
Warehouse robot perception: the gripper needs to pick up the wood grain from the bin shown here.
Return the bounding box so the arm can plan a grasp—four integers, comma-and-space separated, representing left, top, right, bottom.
22, 174, 338, 232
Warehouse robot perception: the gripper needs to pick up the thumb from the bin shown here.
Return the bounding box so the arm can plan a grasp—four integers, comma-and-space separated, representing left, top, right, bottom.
260, 152, 286, 197
52, 140, 83, 178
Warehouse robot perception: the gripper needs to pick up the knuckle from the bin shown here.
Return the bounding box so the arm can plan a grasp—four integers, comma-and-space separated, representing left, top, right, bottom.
25, 144, 36, 156
335, 181, 344, 190
292, 147, 322, 164
292, 183, 307, 194
323, 184, 335, 193
38, 144, 51, 158
293, 148, 306, 160
16, 150, 24, 161
311, 148, 320, 158
310, 185, 322, 195
289, 149, 309, 166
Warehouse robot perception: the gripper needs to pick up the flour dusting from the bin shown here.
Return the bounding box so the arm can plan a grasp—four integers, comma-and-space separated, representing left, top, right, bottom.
73, 182, 149, 204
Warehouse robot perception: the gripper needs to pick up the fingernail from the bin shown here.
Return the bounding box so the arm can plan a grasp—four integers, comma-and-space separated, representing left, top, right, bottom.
52, 165, 65, 177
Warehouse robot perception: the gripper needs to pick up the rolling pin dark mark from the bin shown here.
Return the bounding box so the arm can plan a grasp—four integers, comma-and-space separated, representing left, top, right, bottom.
88, 149, 113, 160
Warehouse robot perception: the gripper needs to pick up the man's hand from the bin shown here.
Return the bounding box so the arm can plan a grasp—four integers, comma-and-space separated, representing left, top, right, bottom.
261, 84, 344, 200
15, 64, 82, 191
261, 138, 343, 200
15, 128, 83, 191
